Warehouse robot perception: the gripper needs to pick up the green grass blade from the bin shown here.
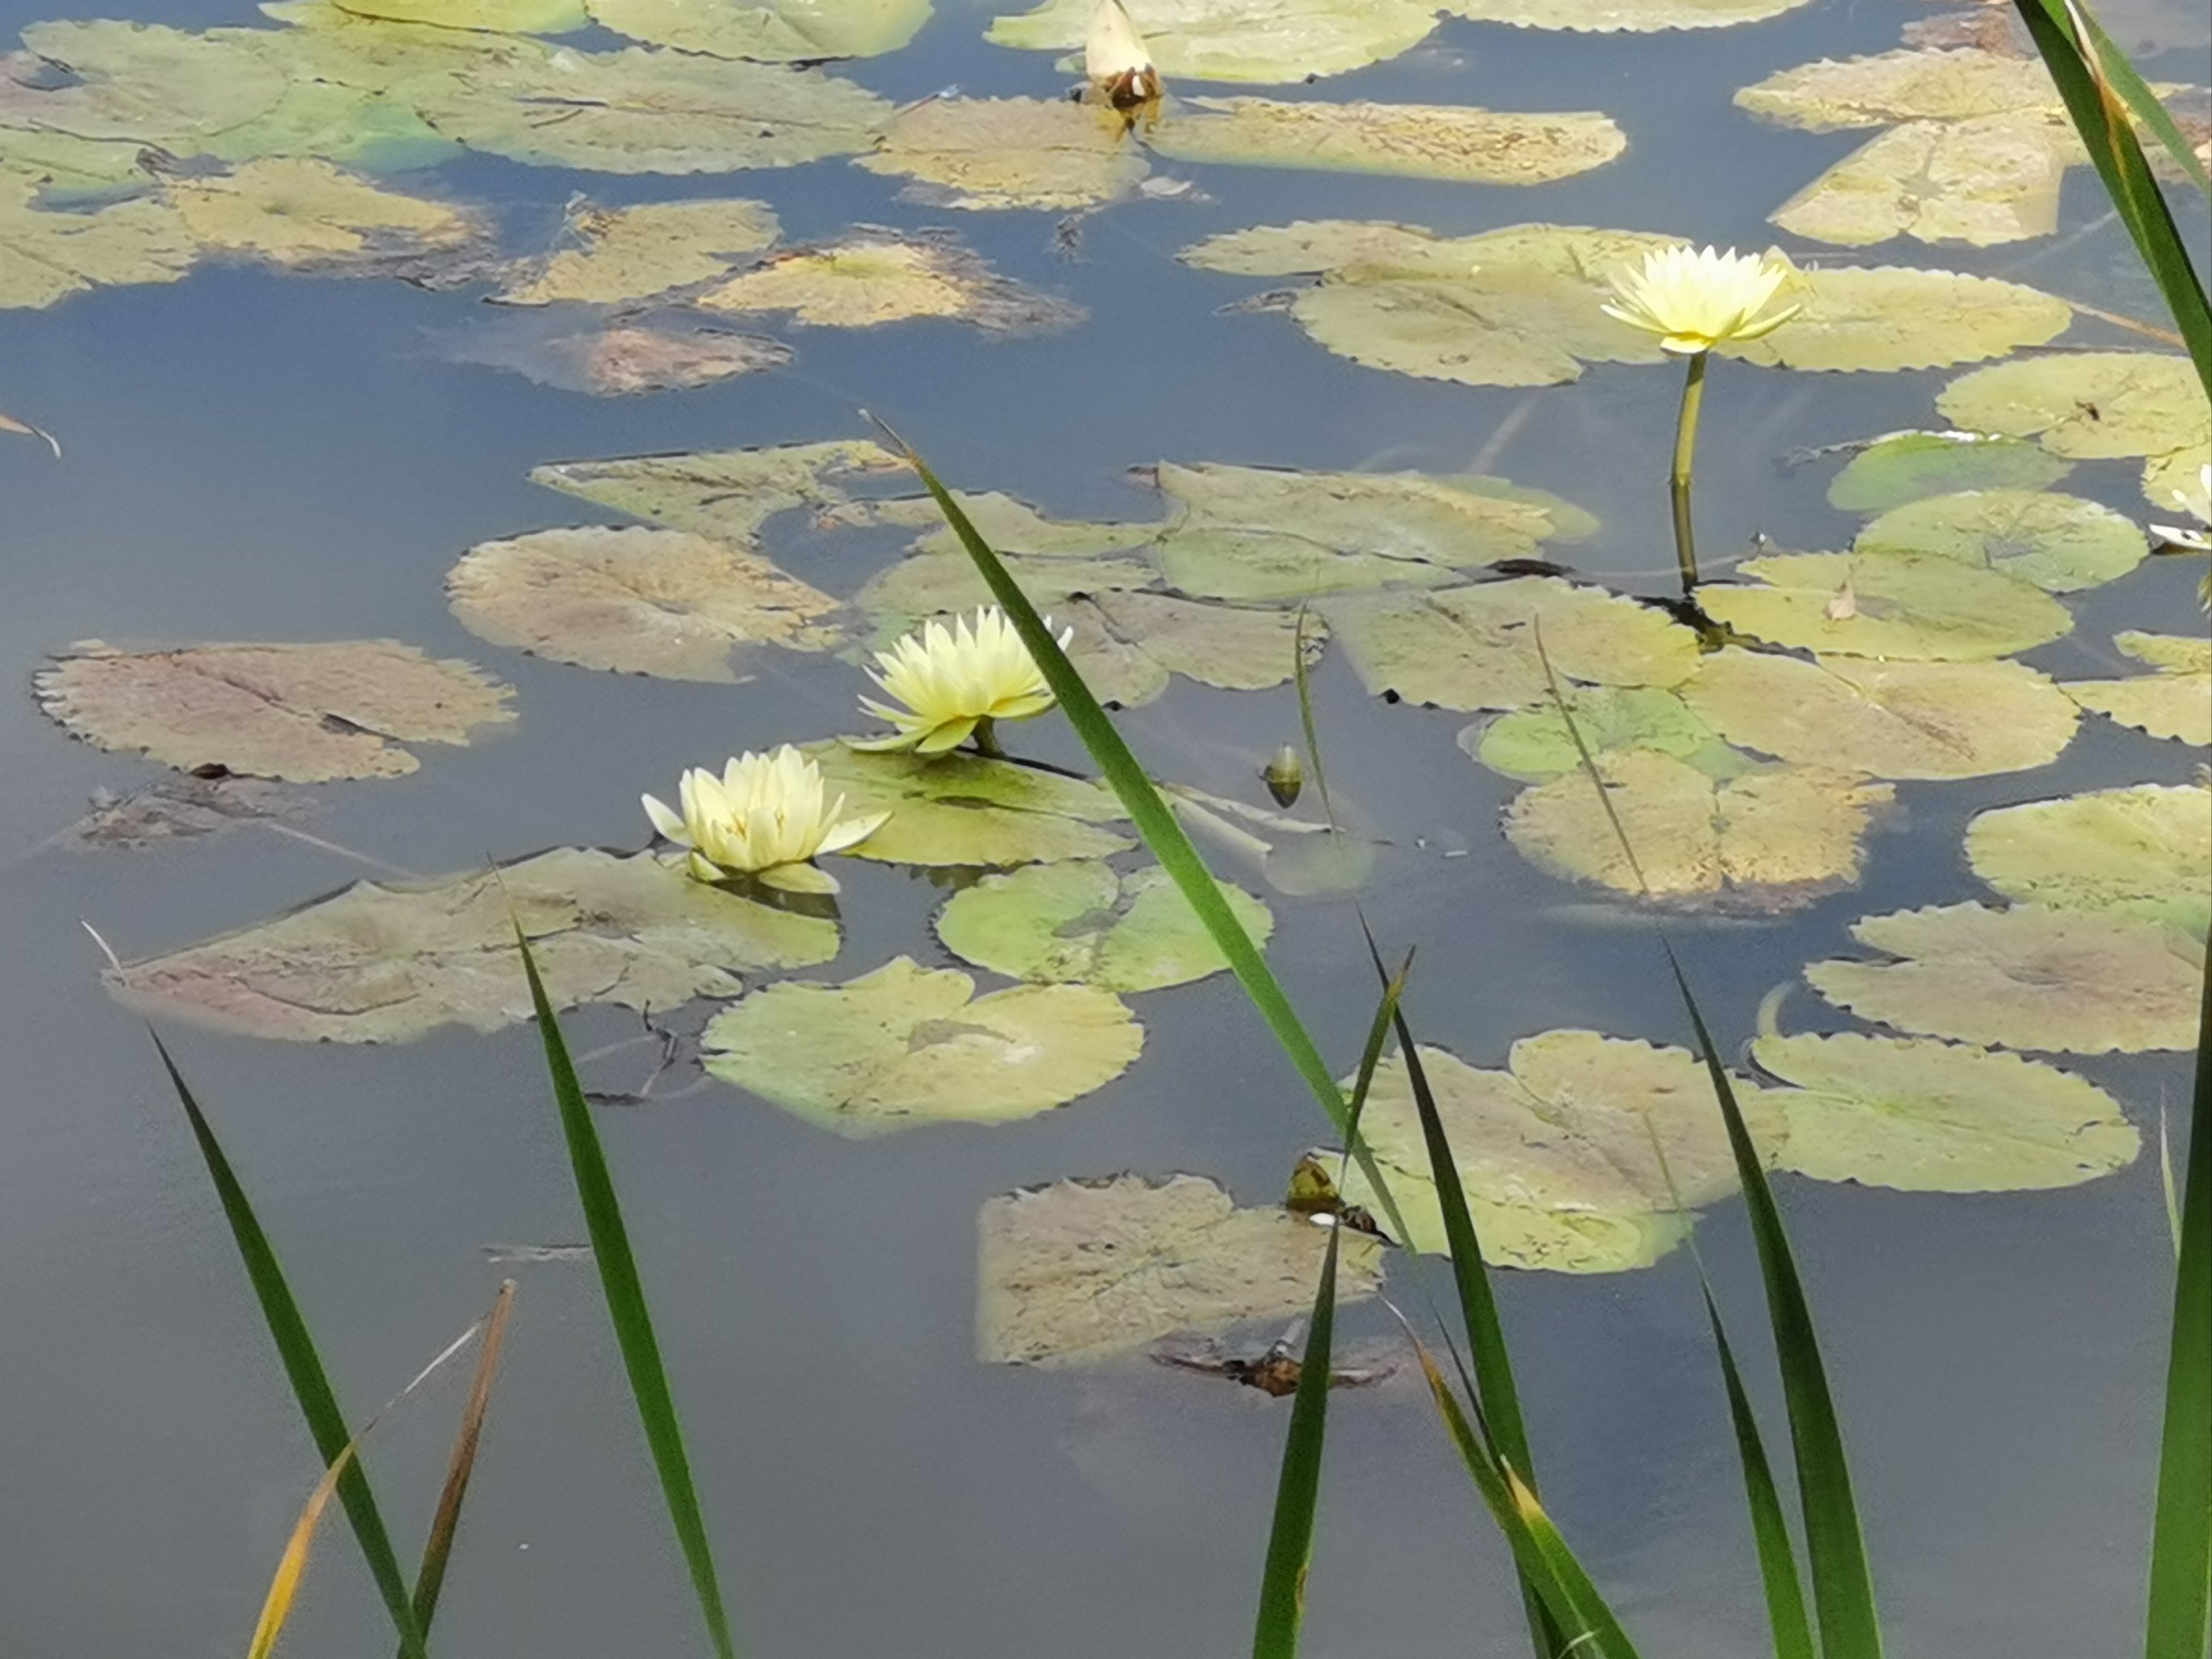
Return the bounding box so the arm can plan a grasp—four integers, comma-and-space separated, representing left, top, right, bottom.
1702, 1283, 1818, 1659
2073, 2, 2210, 194
2145, 954, 2212, 1659
145, 1030, 430, 1659
514, 929, 737, 1659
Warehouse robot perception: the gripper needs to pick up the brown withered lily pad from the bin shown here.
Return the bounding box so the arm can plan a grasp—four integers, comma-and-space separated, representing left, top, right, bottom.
697, 228, 1082, 333
36, 639, 516, 781
443, 314, 794, 395
61, 774, 318, 851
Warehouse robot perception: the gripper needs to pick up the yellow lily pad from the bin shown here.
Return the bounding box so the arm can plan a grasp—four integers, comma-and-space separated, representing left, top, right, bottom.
697, 230, 1080, 331
1696, 549, 2073, 659
1852, 488, 2145, 591
855, 95, 1150, 211
1146, 97, 1626, 185
986, 0, 1445, 84
166, 156, 481, 268
1967, 783, 2212, 936
1447, 0, 1816, 31
1717, 264, 2071, 373
496, 197, 780, 305
336, 0, 590, 28
1768, 114, 2076, 248
586, 0, 931, 60
2063, 631, 2212, 746
1736, 47, 2063, 132
1937, 351, 2211, 460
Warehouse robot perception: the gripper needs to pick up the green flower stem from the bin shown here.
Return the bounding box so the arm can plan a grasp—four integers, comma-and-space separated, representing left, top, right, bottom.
970, 716, 1004, 758
1669, 350, 1708, 593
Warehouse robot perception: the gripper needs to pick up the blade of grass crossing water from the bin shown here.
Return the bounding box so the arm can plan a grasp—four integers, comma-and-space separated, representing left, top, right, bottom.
2145, 957, 2212, 1659
2072, 3, 2210, 193
247, 1437, 361, 1659
407, 1280, 516, 1644
514, 930, 737, 1659
147, 1030, 429, 1659
1702, 1285, 1818, 1659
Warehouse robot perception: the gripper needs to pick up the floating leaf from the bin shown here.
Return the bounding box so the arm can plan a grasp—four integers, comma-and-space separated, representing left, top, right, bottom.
1736, 48, 2064, 132
441, 313, 793, 394
829, 488, 1146, 559
976, 1173, 1383, 1365
1825, 429, 2073, 511
1716, 264, 2071, 373
497, 197, 780, 305
1503, 752, 1893, 911
586, 0, 931, 60
1852, 488, 2145, 591
1463, 686, 1730, 783
166, 157, 481, 269
698, 230, 1080, 332
1805, 903, 2203, 1053
1069, 590, 1325, 696
1146, 98, 1626, 185
401, 46, 890, 173
446, 526, 841, 680
335, 0, 590, 28
240, 3, 545, 93
108, 847, 835, 1042
936, 861, 1272, 990
1967, 783, 2212, 935
1446, 0, 1816, 32
1681, 649, 2079, 780
1936, 351, 2212, 460
63, 775, 317, 851
701, 955, 1142, 1135
2064, 632, 2212, 746
1754, 1030, 2138, 1188
1324, 577, 1699, 710
1768, 114, 2075, 248
1328, 1034, 1783, 1272
2, 20, 290, 144
855, 96, 1149, 211
803, 742, 1134, 866
36, 639, 514, 782
1179, 216, 1452, 275
985, 0, 1446, 84
531, 438, 906, 542
1696, 549, 2073, 659
2142, 445, 2212, 514
200, 79, 461, 173
0, 171, 198, 310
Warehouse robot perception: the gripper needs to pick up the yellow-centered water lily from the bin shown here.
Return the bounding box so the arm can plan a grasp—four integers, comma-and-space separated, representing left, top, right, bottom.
642, 745, 889, 894
1603, 244, 1801, 356
853, 605, 1072, 756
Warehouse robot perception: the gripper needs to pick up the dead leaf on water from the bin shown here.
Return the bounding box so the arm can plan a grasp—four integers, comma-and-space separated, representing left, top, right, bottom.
697, 228, 1083, 333
496, 196, 782, 305
438, 309, 794, 394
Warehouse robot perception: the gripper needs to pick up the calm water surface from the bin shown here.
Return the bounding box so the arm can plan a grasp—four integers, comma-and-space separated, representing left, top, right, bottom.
1, 0, 2206, 1653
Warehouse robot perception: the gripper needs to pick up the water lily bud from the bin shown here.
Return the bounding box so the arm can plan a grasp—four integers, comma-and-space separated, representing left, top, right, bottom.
1262, 744, 1303, 808
1085, 0, 1161, 108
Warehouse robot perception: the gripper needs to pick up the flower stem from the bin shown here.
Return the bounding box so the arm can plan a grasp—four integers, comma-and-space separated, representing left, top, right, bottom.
1669, 350, 1708, 593
970, 716, 1004, 758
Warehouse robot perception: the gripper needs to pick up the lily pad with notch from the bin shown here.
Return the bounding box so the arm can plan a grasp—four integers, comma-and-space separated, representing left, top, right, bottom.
1695, 548, 2073, 660
1966, 783, 2211, 936
802, 742, 1135, 867
2063, 632, 2212, 747
935, 860, 1272, 990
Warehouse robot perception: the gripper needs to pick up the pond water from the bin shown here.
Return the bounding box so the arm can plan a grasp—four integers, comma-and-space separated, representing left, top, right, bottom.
1, 0, 2207, 1653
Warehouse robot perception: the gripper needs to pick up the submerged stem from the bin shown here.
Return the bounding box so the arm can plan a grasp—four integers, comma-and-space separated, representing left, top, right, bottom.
970, 715, 1004, 758
1669, 350, 1709, 593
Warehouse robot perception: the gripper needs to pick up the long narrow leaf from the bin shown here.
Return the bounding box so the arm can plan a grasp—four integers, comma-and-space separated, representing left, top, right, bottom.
2073, 3, 2210, 194
2146, 956, 2212, 1659
147, 1031, 429, 1659
1703, 1285, 1818, 1659
247, 1439, 361, 1659
514, 929, 737, 1659
407, 1279, 517, 1642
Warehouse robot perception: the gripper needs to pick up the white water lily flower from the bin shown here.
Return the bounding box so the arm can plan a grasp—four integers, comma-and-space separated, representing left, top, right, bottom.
2150, 462, 2211, 552
853, 605, 1072, 756
1085, 0, 1161, 107
642, 745, 889, 894
1603, 244, 1802, 356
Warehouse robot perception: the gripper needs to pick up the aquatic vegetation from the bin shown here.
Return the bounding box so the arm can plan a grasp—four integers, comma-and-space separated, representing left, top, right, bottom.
935, 860, 1272, 990
1696, 547, 2073, 659
1851, 488, 2146, 592
642, 746, 890, 892
493, 196, 782, 306
586, 0, 933, 62
1600, 242, 1801, 356
805, 741, 1134, 865
854, 605, 1072, 756
1822, 429, 2073, 510
2062, 632, 2212, 746
1083, 0, 1161, 106
1966, 783, 2211, 936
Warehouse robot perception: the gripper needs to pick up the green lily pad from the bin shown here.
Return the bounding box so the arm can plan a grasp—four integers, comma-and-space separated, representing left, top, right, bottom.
855, 96, 1151, 211
1753, 1030, 2137, 1188
2064, 632, 2212, 746
1504, 752, 1892, 911
0, 170, 198, 310
106, 847, 836, 1043
1736, 47, 2064, 132
1681, 649, 2078, 780
697, 230, 1080, 332
335, 0, 589, 28
497, 197, 780, 305
1826, 429, 2073, 511
1179, 216, 1457, 275
976, 1173, 1383, 1366
833, 488, 1148, 559
587, 0, 931, 60
445, 526, 842, 680
1967, 783, 2212, 936
1070, 590, 1326, 697
1696, 549, 2073, 659
2, 20, 290, 144
1447, 0, 1815, 30
986, 0, 1446, 84
1854, 493, 2142, 595
1937, 352, 2212, 460
1767, 114, 2075, 248
803, 743, 1135, 867
36, 638, 515, 781
936, 862, 1272, 990
198, 79, 462, 173
1716, 264, 2071, 373
1462, 686, 1733, 783
1803, 903, 2202, 1054
166, 156, 482, 269
530, 438, 907, 543
399, 46, 890, 173
701, 955, 1142, 1135
1146, 98, 1626, 185
1324, 578, 1699, 711
1328, 1033, 1782, 1271
240, 3, 544, 92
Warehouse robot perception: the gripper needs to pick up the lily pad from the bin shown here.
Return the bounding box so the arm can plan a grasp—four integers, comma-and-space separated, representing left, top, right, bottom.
1803, 903, 2201, 1053
985, 0, 1446, 84
446, 526, 841, 680
1324, 577, 1699, 711
1681, 649, 2079, 780
1967, 783, 2211, 936
586, 0, 931, 60
976, 1173, 1383, 1366
1328, 1033, 1781, 1271
497, 197, 780, 305
400, 46, 891, 173
2064, 632, 2212, 746
2, 20, 290, 144
199, 79, 462, 172
855, 96, 1150, 211
1506, 752, 1891, 911
701, 955, 1142, 1135
1068, 590, 1326, 697
335, 0, 590, 28
166, 156, 481, 269
107, 847, 836, 1043
1695, 549, 2073, 659
1146, 98, 1626, 185
0, 171, 198, 310
36, 639, 515, 782
1767, 114, 2075, 248
1179, 216, 1455, 275
698, 230, 1080, 332
1825, 429, 2073, 510
1736, 48, 2063, 132
1753, 1030, 2137, 1188
1716, 265, 2071, 373
442, 313, 793, 394
531, 438, 907, 542
803, 743, 1134, 867
936, 861, 1272, 990
63, 774, 317, 852
1463, 686, 1730, 783
1936, 352, 2212, 460
1447, 0, 1817, 31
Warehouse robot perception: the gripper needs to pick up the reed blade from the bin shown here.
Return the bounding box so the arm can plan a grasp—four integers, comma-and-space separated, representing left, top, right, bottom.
1702, 1284, 1818, 1659
407, 1280, 517, 1643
